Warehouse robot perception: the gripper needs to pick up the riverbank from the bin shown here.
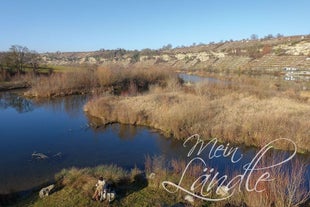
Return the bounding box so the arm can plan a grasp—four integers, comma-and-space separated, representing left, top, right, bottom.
84, 79, 310, 153
24, 65, 174, 97
14, 161, 206, 207
0, 81, 30, 91
13, 156, 309, 207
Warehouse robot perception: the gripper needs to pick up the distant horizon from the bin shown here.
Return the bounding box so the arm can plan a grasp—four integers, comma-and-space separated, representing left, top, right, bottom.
37, 33, 310, 53
2, 33, 308, 54
1, 0, 310, 53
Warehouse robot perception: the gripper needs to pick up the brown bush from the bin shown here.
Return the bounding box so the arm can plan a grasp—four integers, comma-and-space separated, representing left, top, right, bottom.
25, 65, 174, 97
25, 68, 97, 97
84, 84, 310, 152
238, 156, 310, 207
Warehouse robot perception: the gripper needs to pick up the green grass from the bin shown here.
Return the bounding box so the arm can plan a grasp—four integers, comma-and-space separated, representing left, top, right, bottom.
12, 156, 310, 207
46, 65, 88, 73
15, 164, 194, 207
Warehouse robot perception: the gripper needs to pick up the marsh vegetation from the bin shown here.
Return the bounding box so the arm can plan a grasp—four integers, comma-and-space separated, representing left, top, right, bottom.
1, 63, 309, 207
24, 65, 173, 97
83, 65, 310, 153
15, 156, 309, 207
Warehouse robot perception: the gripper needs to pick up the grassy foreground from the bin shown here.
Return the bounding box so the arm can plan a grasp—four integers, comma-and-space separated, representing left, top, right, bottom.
10, 66, 309, 206
16, 159, 207, 207
84, 79, 310, 152
15, 156, 309, 207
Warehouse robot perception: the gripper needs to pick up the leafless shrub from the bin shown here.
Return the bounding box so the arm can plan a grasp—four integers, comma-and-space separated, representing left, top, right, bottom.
85, 87, 310, 152
237, 155, 310, 207
25, 65, 174, 97
25, 68, 97, 97
270, 158, 310, 207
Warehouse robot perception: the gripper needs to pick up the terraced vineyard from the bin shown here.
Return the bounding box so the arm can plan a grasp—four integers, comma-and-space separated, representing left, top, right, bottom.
39, 35, 310, 80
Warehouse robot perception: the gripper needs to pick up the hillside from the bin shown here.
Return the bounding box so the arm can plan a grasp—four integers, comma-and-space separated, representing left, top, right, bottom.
41, 35, 310, 80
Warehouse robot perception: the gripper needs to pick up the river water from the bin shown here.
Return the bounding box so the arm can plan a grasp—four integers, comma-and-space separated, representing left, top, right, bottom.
179, 73, 223, 83
0, 87, 309, 195
0, 91, 189, 194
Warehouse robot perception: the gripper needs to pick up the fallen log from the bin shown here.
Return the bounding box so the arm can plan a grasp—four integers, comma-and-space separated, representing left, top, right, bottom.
32, 152, 49, 160
0, 81, 30, 91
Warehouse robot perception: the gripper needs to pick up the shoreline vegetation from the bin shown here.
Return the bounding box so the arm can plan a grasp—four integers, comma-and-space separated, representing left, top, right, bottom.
80, 65, 310, 153
0, 81, 30, 91
23, 65, 173, 97
2, 64, 309, 152
1, 64, 310, 206
12, 156, 310, 207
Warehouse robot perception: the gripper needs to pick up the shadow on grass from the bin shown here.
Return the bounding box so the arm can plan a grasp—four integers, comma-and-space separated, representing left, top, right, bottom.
114, 173, 148, 202
0, 180, 64, 207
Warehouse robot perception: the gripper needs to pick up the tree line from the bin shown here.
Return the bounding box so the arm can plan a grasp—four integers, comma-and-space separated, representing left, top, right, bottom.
0, 45, 41, 75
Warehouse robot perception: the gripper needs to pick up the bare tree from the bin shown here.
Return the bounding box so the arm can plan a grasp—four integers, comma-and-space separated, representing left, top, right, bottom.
161, 44, 173, 50
3, 45, 40, 74
264, 34, 274, 40
27, 50, 41, 73
251, 34, 259, 40
9, 45, 30, 73
0, 53, 4, 70
276, 33, 284, 38
0, 52, 15, 73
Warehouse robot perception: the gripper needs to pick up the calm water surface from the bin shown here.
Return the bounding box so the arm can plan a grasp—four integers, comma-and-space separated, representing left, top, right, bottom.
179, 73, 222, 83
0, 91, 189, 193
0, 90, 309, 194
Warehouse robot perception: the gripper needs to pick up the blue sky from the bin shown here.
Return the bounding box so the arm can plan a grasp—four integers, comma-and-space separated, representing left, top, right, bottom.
1, 0, 309, 52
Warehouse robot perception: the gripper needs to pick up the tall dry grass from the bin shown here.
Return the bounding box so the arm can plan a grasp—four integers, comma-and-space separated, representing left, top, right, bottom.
25, 69, 97, 97
15, 156, 309, 206
223, 156, 310, 207
96, 65, 172, 87
84, 79, 310, 152
25, 65, 173, 97
96, 65, 174, 95
29, 159, 207, 206
185, 69, 310, 102
154, 155, 309, 207
145, 156, 310, 207
145, 156, 207, 206
0, 70, 9, 82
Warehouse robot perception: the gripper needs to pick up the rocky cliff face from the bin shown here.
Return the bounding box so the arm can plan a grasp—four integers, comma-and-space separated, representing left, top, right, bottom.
41, 35, 310, 75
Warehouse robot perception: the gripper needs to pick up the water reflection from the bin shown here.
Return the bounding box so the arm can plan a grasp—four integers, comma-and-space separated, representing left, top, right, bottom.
0, 90, 309, 196
179, 73, 223, 84
0, 92, 188, 194
32, 94, 89, 118
117, 124, 138, 140
0, 91, 34, 113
